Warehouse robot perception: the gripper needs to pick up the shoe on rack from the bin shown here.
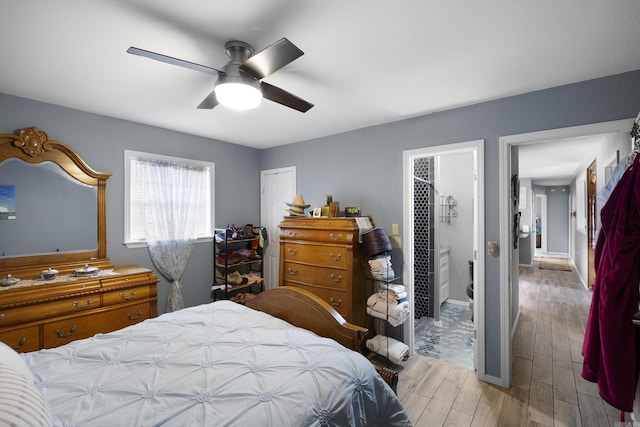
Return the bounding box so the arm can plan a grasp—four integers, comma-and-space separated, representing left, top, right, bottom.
243, 273, 263, 285
226, 271, 244, 286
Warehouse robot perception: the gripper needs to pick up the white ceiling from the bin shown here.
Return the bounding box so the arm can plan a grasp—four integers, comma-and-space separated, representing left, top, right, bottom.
518, 135, 608, 186
1, 1, 639, 186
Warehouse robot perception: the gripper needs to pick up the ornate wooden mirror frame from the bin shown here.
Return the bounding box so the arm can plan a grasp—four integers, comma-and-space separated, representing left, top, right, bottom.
0, 127, 112, 277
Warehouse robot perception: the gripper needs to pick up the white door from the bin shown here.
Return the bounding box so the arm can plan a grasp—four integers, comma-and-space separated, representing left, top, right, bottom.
260, 167, 296, 290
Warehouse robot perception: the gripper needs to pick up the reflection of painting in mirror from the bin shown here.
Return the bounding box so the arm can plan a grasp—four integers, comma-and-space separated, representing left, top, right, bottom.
0, 185, 16, 219
0, 159, 97, 257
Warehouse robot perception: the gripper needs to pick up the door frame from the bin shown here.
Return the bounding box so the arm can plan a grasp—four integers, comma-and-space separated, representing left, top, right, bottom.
403, 139, 485, 377
498, 118, 634, 387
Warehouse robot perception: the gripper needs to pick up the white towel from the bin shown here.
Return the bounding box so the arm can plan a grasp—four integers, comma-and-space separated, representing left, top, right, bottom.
366, 335, 409, 364
369, 300, 409, 320
377, 289, 407, 302
377, 283, 406, 297
366, 306, 409, 327
367, 294, 409, 313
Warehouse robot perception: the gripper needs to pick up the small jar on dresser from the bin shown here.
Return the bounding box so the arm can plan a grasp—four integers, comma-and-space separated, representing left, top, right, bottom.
278, 217, 372, 328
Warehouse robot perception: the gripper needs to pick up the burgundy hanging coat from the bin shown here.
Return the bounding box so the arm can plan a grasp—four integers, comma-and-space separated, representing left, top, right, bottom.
582, 155, 640, 412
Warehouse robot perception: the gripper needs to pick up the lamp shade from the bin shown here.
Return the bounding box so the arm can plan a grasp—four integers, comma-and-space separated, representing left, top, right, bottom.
214, 76, 262, 110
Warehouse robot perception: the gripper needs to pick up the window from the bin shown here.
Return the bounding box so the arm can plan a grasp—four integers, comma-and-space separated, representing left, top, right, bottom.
124, 150, 214, 247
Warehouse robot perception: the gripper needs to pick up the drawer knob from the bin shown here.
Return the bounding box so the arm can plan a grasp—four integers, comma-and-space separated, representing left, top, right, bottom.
330, 274, 343, 283
0, 313, 4, 322
329, 233, 342, 241
287, 267, 298, 276
11, 337, 27, 351
127, 310, 143, 321
329, 297, 343, 307
73, 298, 93, 309
287, 248, 298, 256
119, 290, 137, 301
55, 325, 77, 338
329, 253, 342, 261
287, 231, 298, 237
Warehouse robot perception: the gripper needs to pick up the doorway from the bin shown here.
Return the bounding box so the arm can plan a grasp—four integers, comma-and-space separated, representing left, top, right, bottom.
403, 140, 485, 375
499, 118, 634, 387
260, 166, 296, 289
586, 160, 597, 287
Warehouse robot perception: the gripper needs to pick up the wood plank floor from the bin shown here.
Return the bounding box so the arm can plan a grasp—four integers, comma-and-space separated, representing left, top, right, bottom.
396, 257, 631, 426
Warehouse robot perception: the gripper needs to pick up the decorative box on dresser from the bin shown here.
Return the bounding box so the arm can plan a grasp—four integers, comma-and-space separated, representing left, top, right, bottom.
0, 126, 159, 352
278, 217, 371, 329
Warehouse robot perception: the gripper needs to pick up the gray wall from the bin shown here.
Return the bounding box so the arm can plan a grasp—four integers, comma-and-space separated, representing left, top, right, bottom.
546, 186, 570, 253
260, 69, 640, 379
439, 151, 474, 302
2, 69, 639, 381
570, 130, 631, 287
0, 93, 262, 312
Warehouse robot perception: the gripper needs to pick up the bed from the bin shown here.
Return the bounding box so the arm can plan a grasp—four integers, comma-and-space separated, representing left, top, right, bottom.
5, 287, 410, 426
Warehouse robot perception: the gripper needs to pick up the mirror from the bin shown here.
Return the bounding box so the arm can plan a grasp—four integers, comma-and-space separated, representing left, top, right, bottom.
0, 159, 97, 257
0, 127, 111, 272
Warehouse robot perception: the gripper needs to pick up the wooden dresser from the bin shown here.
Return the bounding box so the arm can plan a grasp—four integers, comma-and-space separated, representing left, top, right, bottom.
279, 217, 370, 328
0, 265, 158, 352
0, 127, 159, 353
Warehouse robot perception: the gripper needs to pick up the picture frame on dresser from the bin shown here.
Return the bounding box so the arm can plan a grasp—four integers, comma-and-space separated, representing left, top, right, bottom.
0, 127, 159, 352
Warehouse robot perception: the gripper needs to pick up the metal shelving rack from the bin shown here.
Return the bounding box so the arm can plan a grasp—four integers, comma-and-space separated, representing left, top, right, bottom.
211, 227, 264, 301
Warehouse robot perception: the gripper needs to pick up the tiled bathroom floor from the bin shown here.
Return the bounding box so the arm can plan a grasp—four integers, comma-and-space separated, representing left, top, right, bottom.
414, 301, 474, 369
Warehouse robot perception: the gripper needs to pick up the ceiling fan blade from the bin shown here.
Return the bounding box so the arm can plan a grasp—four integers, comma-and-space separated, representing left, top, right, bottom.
240, 38, 303, 79
127, 47, 222, 76
261, 82, 313, 113
197, 90, 219, 109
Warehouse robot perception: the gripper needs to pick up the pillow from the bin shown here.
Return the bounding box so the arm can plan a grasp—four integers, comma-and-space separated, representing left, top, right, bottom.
0, 341, 33, 383
0, 362, 53, 426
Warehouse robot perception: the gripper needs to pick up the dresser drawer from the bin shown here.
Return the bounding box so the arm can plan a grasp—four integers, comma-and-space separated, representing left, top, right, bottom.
281, 227, 356, 244
103, 285, 152, 306
97, 302, 150, 331
282, 262, 348, 290
42, 302, 150, 348
282, 243, 348, 268
0, 294, 99, 327
101, 271, 155, 289
42, 314, 98, 348
281, 283, 350, 320
0, 325, 40, 353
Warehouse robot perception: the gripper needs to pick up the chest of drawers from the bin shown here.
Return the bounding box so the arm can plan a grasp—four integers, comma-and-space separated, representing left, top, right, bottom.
0, 265, 158, 352
279, 217, 370, 328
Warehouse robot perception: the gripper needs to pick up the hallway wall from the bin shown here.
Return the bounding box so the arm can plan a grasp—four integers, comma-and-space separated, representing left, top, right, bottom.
547, 186, 570, 253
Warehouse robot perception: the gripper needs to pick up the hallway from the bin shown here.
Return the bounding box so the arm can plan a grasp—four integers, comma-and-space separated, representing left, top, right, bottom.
398, 257, 627, 426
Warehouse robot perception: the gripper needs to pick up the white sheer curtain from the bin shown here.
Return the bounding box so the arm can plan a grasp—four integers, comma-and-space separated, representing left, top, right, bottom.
139, 158, 208, 312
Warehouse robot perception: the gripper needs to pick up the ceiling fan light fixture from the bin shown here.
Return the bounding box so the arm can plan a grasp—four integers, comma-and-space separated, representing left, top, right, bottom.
214, 76, 262, 110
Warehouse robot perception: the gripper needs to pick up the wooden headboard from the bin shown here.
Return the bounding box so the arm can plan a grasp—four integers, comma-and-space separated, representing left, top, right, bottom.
245, 286, 367, 352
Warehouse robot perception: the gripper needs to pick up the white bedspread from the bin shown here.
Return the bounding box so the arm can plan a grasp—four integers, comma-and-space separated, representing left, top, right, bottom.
22, 301, 410, 426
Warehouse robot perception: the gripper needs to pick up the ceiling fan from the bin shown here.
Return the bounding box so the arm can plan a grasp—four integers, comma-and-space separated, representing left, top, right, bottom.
127, 38, 314, 112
